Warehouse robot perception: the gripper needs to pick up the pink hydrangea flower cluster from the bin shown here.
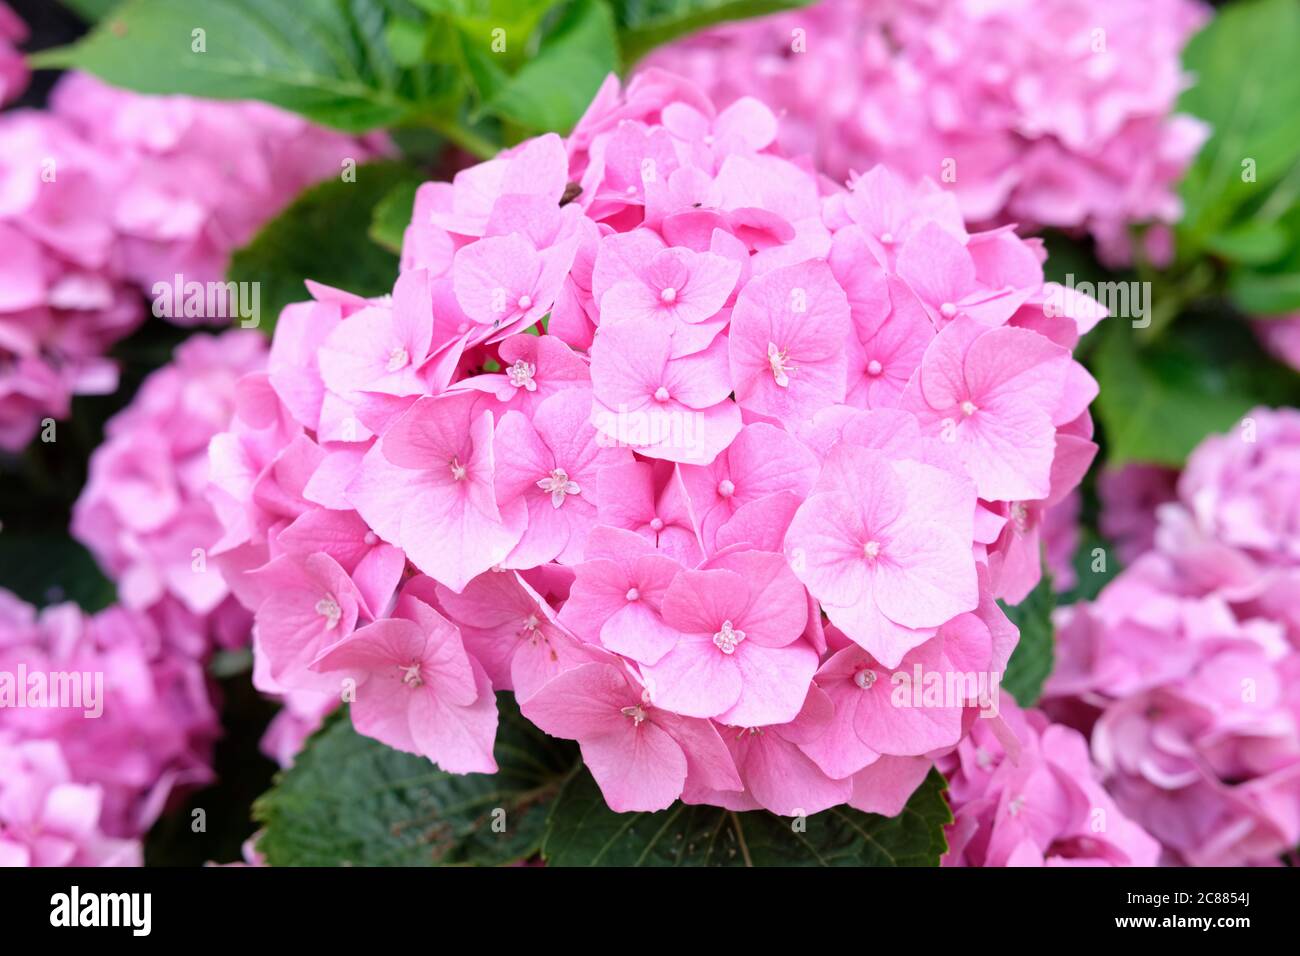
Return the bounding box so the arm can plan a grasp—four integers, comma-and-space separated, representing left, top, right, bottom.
210, 70, 1106, 816
646, 0, 1209, 263
1047, 407, 1300, 866
0, 732, 142, 867
0, 4, 381, 451
0, 2, 25, 107
0, 107, 143, 451
73, 331, 267, 658
939, 691, 1159, 866
0, 590, 220, 856
48, 73, 386, 293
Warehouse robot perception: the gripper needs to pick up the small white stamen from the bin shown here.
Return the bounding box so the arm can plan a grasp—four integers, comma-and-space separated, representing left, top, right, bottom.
653, 386, 671, 402
863, 540, 881, 559
660, 287, 677, 303
315, 596, 341, 629
449, 457, 468, 481
363, 531, 378, 546
879, 232, 894, 245
1008, 794, 1026, 818
960, 400, 977, 417
621, 704, 647, 725
1009, 502, 1029, 533
649, 517, 665, 532
866, 359, 883, 377
506, 359, 537, 391
767, 341, 796, 388
717, 479, 735, 498
536, 467, 581, 508
940, 302, 958, 318
399, 663, 423, 687
517, 294, 533, 310
713, 619, 746, 655
625, 587, 640, 602
625, 185, 638, 196
854, 668, 877, 690
385, 346, 409, 372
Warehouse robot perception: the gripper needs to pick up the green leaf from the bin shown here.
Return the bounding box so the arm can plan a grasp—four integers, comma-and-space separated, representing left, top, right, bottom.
32, 0, 492, 149
1204, 221, 1289, 265
228, 162, 423, 332
0, 533, 115, 612
369, 179, 421, 254
254, 694, 578, 866
1228, 266, 1300, 314
1090, 314, 1300, 467
998, 572, 1055, 708
1176, 0, 1300, 244
486, 0, 619, 134
611, 0, 815, 65
542, 767, 950, 866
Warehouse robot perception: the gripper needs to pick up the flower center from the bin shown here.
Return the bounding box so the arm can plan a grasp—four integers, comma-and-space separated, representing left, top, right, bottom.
940, 302, 958, 318
863, 539, 882, 560
1007, 794, 1026, 818
517, 294, 533, 311
717, 479, 735, 498
315, 596, 341, 629
399, 663, 423, 687
653, 385, 671, 402
767, 341, 796, 388
507, 359, 537, 392
385, 346, 410, 372
449, 457, 468, 481
713, 620, 746, 655
363, 531, 378, 546
879, 232, 894, 245
866, 359, 883, 377
518, 613, 541, 641
960, 400, 977, 417
660, 287, 677, 303
625, 587, 640, 602
854, 668, 877, 690
621, 704, 648, 725
649, 517, 665, 532
1009, 502, 1029, 533
536, 467, 581, 508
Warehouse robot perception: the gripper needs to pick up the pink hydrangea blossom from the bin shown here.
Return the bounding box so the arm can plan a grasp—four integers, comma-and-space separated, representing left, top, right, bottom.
0, 593, 219, 846
0, 2, 27, 107
1046, 408, 1300, 865
0, 734, 141, 867
48, 73, 387, 297
646, 0, 1209, 263
940, 692, 1160, 867
208, 71, 1106, 822
0, 111, 142, 451
73, 331, 266, 656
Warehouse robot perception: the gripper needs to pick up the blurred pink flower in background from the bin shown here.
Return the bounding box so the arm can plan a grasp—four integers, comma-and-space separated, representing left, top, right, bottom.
1254, 314, 1300, 373
73, 330, 267, 657
0, 732, 142, 867
0, 592, 220, 849
48, 73, 387, 296
0, 2, 26, 106
1047, 408, 1300, 866
940, 691, 1160, 866
647, 0, 1209, 264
